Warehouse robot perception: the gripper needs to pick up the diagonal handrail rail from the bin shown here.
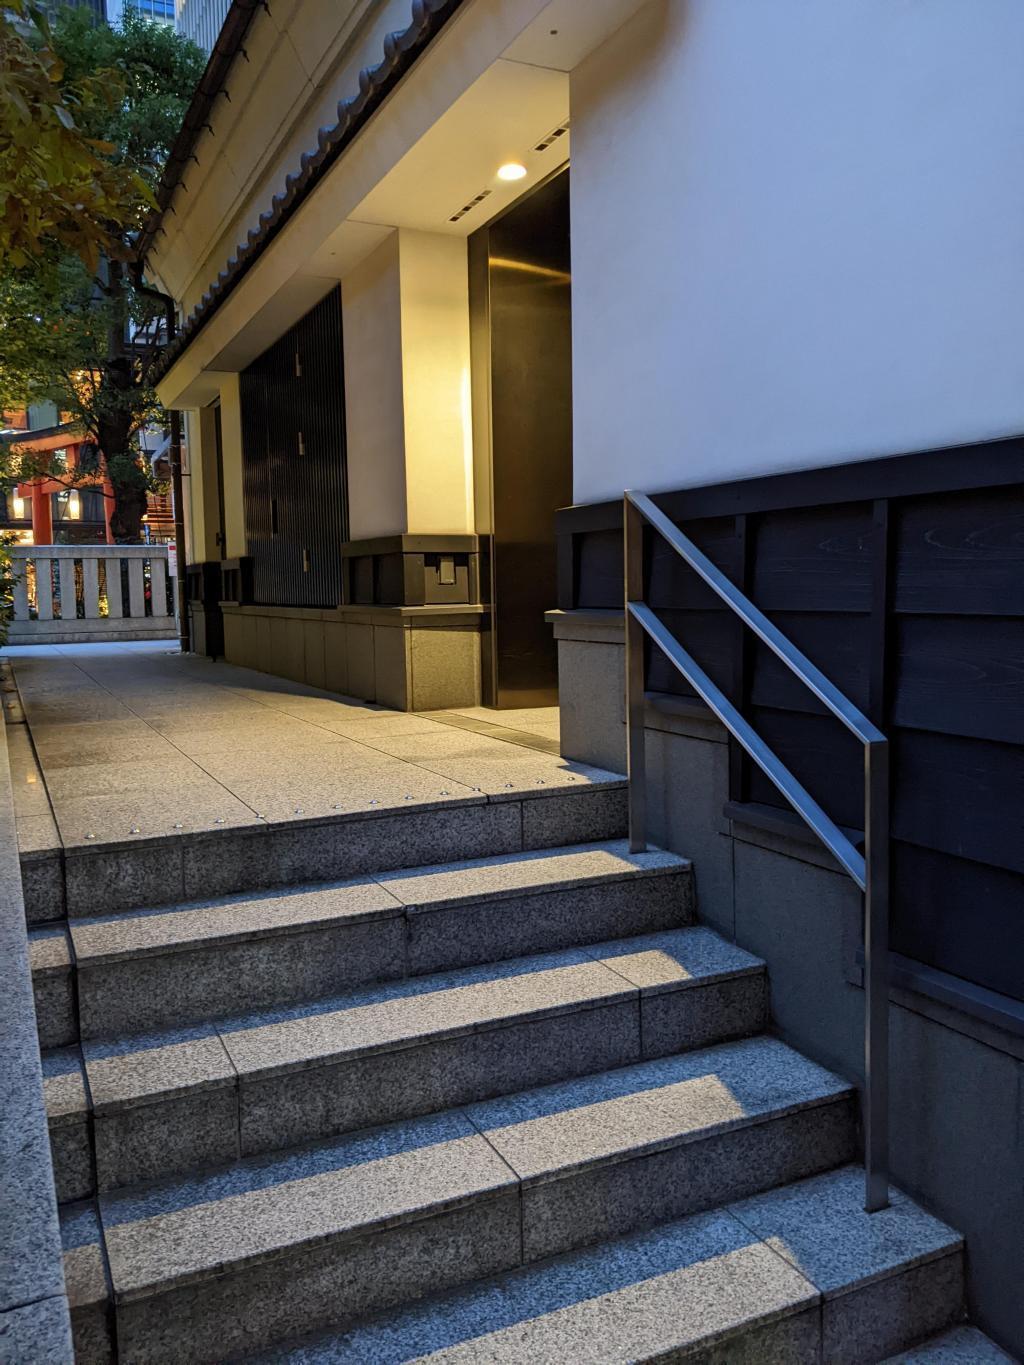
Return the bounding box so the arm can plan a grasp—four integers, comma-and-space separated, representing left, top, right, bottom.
623, 488, 890, 1212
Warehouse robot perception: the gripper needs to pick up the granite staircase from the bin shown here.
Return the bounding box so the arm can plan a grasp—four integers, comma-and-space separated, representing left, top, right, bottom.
30, 784, 984, 1363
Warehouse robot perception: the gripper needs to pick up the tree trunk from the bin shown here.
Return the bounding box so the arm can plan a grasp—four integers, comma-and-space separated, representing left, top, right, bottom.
97, 259, 147, 543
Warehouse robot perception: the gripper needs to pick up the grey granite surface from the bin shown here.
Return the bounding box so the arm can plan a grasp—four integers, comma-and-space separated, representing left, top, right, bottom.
728, 1165, 963, 1297
465, 1035, 851, 1183
69, 876, 404, 963
822, 1253, 963, 1364
0, 711, 70, 1348
82, 1022, 235, 1111
641, 972, 769, 1058
94, 1085, 239, 1190
100, 1110, 516, 1300
41, 1046, 88, 1126
522, 786, 628, 846
0, 1297, 74, 1364
405, 875, 691, 976
236, 999, 639, 1156
117, 1192, 521, 1365
588, 925, 764, 994
217, 947, 635, 1079
518, 1100, 855, 1263
78, 917, 406, 1037
883, 1326, 1017, 1362
252, 1207, 819, 1365
379, 840, 687, 909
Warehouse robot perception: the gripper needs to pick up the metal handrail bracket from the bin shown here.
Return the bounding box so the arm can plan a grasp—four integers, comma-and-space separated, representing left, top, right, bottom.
623, 488, 890, 1213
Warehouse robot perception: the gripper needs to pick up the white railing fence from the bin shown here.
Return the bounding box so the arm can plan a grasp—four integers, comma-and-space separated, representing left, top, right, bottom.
6, 545, 177, 643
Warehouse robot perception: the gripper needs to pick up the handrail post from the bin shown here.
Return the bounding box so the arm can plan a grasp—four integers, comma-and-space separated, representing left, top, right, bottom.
863, 738, 890, 1211
624, 494, 647, 852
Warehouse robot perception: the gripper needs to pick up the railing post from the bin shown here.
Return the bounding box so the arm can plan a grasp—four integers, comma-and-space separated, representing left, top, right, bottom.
863, 738, 890, 1211
624, 494, 647, 852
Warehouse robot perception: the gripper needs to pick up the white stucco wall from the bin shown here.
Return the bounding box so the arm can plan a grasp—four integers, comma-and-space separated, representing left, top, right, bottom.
342, 232, 407, 539
570, 0, 1024, 501
342, 229, 473, 539
400, 231, 474, 536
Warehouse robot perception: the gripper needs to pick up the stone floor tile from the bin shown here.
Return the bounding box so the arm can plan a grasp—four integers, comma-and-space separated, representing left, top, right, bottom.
69, 878, 403, 964
237, 999, 639, 1156
41, 1046, 88, 1126
78, 917, 407, 1038
0, 1296, 73, 1364
54, 785, 261, 848
82, 1023, 234, 1112
99, 1111, 516, 1300
466, 1036, 851, 1184
882, 1326, 1017, 1362
588, 925, 764, 995
252, 1207, 819, 1365
727, 1165, 963, 1297
217, 948, 634, 1080
60, 1200, 114, 1365
378, 840, 687, 909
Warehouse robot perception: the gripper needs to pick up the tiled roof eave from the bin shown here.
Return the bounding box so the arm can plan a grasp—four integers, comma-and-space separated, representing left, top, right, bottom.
148, 0, 468, 387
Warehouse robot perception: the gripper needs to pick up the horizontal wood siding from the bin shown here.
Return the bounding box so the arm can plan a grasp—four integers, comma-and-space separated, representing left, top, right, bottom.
559, 442, 1024, 1004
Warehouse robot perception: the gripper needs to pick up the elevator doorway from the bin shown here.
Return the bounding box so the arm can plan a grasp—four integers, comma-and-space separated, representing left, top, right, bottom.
470, 168, 572, 708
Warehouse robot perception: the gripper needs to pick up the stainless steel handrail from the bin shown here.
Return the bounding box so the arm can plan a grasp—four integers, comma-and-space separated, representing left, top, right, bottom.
624, 489, 890, 1212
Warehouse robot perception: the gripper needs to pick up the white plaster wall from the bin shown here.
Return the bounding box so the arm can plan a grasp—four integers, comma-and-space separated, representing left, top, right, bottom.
342, 229, 474, 539
342, 232, 408, 538
399, 231, 474, 535
570, 0, 1024, 501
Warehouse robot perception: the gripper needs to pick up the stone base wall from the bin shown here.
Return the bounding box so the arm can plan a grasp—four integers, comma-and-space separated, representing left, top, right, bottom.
221, 604, 482, 711
551, 607, 1024, 1359
0, 676, 73, 1358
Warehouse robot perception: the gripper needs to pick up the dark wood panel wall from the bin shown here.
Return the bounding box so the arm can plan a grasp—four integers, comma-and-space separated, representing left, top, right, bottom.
557, 439, 1024, 1004
240, 288, 348, 607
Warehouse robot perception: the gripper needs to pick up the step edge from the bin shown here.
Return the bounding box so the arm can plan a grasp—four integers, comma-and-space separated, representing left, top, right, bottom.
69, 902, 406, 966
400, 859, 692, 916
79, 945, 771, 1108
504, 1086, 856, 1190
106, 1178, 519, 1307
222, 986, 640, 1085
68, 862, 693, 966
817, 1241, 965, 1303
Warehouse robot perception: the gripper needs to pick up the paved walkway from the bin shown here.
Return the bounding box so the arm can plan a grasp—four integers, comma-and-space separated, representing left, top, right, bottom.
2, 642, 612, 858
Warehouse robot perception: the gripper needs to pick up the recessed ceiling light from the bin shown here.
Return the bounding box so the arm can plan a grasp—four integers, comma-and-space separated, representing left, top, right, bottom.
497, 162, 528, 182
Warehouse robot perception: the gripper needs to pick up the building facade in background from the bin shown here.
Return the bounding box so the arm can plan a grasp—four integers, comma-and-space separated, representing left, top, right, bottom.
140, 2, 1024, 1355
174, 0, 229, 51
105, 0, 175, 26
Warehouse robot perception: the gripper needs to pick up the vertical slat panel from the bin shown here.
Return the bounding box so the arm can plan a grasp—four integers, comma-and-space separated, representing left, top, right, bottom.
240, 286, 347, 608
150, 556, 168, 617
82, 557, 100, 620
127, 557, 145, 617
12, 561, 29, 621
105, 556, 124, 618
35, 558, 54, 620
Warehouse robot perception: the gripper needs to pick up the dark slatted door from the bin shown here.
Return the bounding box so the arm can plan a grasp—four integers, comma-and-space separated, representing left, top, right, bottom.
240, 288, 348, 607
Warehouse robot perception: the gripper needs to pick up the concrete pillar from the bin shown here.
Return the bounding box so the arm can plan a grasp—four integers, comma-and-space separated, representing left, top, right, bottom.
342, 229, 473, 539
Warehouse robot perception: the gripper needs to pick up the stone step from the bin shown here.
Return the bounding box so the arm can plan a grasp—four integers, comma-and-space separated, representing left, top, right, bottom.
28, 924, 75, 1049
72, 1040, 864, 1363
881, 1326, 1017, 1362
54, 777, 629, 918
60, 841, 694, 1037
80, 1159, 960, 1364
48, 927, 766, 1192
